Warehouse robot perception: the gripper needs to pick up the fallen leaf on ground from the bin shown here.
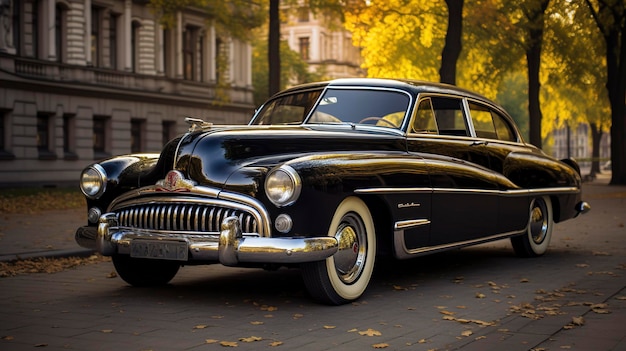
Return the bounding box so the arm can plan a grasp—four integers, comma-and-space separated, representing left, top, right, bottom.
372, 343, 389, 348
220, 341, 238, 347
269, 341, 283, 347
0, 255, 110, 277
239, 336, 262, 342
571, 316, 585, 326
359, 329, 382, 337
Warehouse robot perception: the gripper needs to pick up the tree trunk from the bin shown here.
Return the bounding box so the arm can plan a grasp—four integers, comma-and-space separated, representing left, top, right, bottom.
268, 0, 280, 97
606, 21, 626, 185
589, 122, 602, 176
439, 0, 463, 85
525, 0, 550, 149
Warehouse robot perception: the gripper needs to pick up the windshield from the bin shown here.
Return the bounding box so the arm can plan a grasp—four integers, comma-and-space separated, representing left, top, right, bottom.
306, 88, 410, 129
250, 87, 411, 129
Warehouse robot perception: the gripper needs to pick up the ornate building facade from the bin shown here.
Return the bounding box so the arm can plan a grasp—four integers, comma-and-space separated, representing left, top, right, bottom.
0, 0, 254, 186
281, 4, 364, 79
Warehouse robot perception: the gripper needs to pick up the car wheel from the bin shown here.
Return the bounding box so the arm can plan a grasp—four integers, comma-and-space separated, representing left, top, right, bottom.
511, 196, 553, 257
301, 197, 376, 305
112, 255, 180, 287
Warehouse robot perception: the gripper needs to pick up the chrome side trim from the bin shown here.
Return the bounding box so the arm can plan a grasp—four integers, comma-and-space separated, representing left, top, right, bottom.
356, 186, 579, 196
393, 228, 526, 260
355, 187, 432, 195
394, 219, 431, 230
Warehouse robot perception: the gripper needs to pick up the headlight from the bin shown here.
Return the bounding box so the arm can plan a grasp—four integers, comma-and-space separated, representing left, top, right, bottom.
265, 165, 301, 207
80, 164, 107, 199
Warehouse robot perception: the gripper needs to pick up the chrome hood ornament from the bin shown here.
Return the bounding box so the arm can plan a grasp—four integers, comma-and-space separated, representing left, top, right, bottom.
156, 170, 196, 192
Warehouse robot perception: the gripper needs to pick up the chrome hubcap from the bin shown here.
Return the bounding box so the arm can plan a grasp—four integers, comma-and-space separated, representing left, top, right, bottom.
333, 213, 367, 284
529, 199, 548, 244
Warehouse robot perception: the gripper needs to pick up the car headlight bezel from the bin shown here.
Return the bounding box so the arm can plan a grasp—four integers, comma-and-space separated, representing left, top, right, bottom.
80, 164, 107, 199
265, 165, 301, 207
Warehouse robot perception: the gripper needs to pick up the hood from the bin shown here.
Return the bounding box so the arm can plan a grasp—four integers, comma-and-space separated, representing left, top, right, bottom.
172, 125, 406, 194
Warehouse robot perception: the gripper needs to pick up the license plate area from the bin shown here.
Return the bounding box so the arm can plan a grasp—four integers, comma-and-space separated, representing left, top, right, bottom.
130, 240, 188, 261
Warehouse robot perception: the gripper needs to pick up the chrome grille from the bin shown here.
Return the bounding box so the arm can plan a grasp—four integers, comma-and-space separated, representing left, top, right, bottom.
115, 203, 258, 234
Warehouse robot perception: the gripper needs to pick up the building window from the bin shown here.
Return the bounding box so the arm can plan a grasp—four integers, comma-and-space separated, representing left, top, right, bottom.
37, 113, 56, 160
93, 116, 110, 159
63, 115, 77, 160
91, 7, 101, 66
0, 112, 13, 160
297, 7, 309, 22
130, 119, 145, 153
55, 4, 67, 62
215, 37, 224, 83
12, 1, 39, 57
183, 26, 198, 80
11, 1, 20, 54
299, 37, 310, 60
0, 114, 4, 152
162, 120, 176, 144
31, 0, 39, 58
131, 20, 141, 72
109, 14, 119, 69
162, 28, 170, 76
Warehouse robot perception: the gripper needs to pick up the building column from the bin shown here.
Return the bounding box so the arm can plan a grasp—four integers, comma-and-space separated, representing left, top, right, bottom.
175, 12, 183, 78
44, 0, 56, 60
85, 0, 92, 65
123, 0, 131, 71
156, 25, 164, 74
208, 23, 215, 81
311, 27, 319, 61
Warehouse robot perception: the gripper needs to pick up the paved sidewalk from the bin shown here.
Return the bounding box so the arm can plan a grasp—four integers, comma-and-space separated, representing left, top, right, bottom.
0, 208, 92, 262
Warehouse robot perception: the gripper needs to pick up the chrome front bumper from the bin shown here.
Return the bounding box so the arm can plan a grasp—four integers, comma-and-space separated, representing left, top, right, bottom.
75, 213, 338, 266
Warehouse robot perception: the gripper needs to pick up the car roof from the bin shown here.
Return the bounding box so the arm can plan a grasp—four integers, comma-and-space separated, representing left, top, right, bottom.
276, 78, 490, 102
269, 78, 515, 127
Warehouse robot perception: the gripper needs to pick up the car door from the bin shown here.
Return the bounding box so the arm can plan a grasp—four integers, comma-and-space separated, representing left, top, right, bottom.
407, 96, 500, 246
465, 100, 531, 234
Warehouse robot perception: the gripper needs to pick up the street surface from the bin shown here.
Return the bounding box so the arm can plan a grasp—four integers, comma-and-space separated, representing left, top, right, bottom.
1, 176, 625, 350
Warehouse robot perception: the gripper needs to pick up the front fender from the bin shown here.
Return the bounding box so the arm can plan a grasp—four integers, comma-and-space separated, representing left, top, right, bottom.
264, 152, 430, 237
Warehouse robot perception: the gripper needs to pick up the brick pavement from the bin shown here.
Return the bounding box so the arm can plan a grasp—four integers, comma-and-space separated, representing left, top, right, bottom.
0, 173, 624, 350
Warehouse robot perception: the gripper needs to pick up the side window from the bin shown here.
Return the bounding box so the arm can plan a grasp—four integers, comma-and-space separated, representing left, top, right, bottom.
431, 97, 468, 136
411, 98, 438, 134
252, 89, 323, 125
468, 102, 517, 142
493, 112, 517, 142
468, 102, 497, 139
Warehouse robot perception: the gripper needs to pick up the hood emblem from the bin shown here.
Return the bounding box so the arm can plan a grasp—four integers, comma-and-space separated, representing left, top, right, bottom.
156, 170, 196, 192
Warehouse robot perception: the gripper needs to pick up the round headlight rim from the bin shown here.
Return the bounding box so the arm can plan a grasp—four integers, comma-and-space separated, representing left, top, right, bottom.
80, 164, 108, 199
265, 165, 302, 207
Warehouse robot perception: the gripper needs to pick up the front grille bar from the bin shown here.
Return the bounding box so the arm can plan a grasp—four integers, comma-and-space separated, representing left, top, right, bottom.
116, 203, 258, 234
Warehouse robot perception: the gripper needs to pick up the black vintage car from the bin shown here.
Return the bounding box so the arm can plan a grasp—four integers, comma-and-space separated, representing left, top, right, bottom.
76, 78, 590, 305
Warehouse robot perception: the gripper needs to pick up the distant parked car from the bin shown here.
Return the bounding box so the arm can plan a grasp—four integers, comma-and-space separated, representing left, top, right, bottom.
76, 78, 590, 305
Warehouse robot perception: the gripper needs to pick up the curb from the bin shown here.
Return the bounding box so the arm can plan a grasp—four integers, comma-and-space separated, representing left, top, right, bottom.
0, 248, 95, 263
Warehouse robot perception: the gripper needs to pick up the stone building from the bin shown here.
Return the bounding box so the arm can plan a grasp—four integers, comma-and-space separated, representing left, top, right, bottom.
0, 0, 254, 186
281, 5, 364, 79
551, 123, 611, 173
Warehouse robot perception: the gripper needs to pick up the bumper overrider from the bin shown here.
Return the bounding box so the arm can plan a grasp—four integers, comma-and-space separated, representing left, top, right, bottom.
75, 213, 339, 266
